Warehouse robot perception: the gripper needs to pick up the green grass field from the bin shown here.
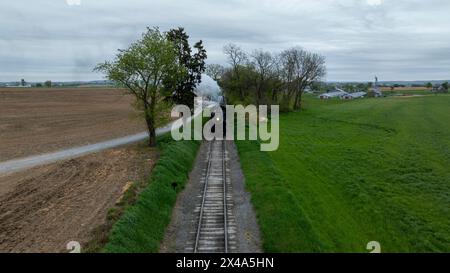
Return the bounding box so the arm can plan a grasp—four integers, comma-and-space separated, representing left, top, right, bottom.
236, 94, 450, 252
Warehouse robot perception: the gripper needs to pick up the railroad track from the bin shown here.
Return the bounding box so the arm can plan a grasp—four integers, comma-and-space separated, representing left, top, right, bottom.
186, 140, 236, 253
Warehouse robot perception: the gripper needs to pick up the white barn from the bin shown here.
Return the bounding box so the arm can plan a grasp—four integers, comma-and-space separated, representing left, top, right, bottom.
319, 88, 348, 99
341, 92, 367, 100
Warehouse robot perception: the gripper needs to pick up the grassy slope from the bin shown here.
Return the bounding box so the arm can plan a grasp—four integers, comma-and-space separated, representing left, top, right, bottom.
236, 94, 450, 252
103, 135, 200, 253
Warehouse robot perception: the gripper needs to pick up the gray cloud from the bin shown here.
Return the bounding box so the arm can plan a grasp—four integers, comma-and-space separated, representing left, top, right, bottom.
0, 0, 449, 82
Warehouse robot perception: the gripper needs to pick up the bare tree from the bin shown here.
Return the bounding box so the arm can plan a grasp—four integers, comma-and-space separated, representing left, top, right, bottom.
224, 43, 247, 68
280, 47, 326, 110
269, 54, 285, 103
205, 64, 226, 81
295, 51, 326, 110
223, 43, 248, 99
278, 49, 298, 107
251, 49, 274, 106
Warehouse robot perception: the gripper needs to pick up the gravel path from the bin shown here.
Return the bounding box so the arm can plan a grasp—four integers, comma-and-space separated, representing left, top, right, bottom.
160, 140, 262, 253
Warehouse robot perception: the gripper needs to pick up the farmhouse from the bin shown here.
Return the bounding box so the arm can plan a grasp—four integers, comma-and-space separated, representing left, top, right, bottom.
432, 84, 446, 93
304, 86, 314, 94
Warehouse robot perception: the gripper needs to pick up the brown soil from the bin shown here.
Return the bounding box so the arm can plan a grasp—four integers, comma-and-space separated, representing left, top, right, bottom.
0, 144, 158, 253
381, 87, 430, 91
0, 87, 156, 253
392, 95, 428, 98
0, 87, 145, 162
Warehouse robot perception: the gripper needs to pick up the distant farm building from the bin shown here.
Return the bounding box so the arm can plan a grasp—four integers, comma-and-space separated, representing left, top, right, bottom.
304, 86, 314, 94
319, 88, 348, 99
371, 76, 383, 97
341, 92, 367, 100
432, 84, 448, 93
5, 83, 31, 88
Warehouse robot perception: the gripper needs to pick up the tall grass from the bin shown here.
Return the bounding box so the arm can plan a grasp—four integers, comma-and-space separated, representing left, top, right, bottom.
103, 135, 200, 253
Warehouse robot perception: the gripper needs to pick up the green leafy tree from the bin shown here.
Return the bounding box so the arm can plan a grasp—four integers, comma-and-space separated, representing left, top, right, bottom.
166, 27, 207, 110
356, 83, 368, 91
44, 80, 52, 88
95, 27, 185, 147
343, 83, 355, 92
442, 82, 449, 91
426, 82, 433, 89
311, 82, 325, 92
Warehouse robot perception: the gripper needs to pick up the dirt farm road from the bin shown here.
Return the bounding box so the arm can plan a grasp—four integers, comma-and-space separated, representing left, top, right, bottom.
0, 88, 213, 175
0, 129, 162, 176
0, 108, 209, 176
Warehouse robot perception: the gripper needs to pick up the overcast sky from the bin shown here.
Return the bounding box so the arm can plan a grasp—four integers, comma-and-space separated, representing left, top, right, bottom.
1, 0, 450, 82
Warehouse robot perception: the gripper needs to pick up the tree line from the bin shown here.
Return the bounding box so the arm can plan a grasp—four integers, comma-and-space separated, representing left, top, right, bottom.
206, 44, 326, 112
